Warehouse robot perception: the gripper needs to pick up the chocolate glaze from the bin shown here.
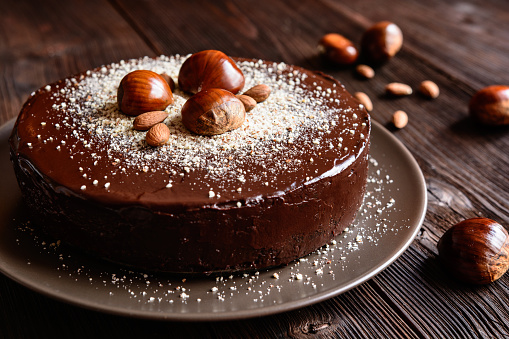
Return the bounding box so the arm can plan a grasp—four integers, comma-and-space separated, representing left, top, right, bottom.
9, 56, 370, 273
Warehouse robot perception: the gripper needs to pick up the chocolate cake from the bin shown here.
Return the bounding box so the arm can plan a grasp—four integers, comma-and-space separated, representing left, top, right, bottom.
9, 54, 371, 273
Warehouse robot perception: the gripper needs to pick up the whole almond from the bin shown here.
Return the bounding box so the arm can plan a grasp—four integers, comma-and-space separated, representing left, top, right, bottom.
243, 84, 271, 103
392, 110, 408, 128
356, 64, 375, 79
236, 94, 257, 112
419, 80, 440, 99
133, 111, 169, 131
354, 92, 373, 112
385, 82, 412, 96
146, 123, 170, 147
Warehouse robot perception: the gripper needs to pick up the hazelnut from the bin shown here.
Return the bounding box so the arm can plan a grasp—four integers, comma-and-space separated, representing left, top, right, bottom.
361, 21, 403, 64
178, 50, 245, 95
469, 85, 509, 125
437, 218, 509, 284
160, 73, 176, 92
181, 88, 246, 136
318, 33, 358, 65
117, 70, 173, 116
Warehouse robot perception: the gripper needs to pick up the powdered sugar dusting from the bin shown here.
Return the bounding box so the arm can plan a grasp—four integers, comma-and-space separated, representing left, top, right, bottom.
38, 55, 367, 190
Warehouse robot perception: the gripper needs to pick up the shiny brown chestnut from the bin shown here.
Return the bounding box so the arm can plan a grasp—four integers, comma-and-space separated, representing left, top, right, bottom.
181, 88, 246, 136
178, 50, 245, 95
437, 217, 509, 285
361, 21, 403, 64
469, 85, 509, 125
117, 70, 173, 116
318, 33, 358, 65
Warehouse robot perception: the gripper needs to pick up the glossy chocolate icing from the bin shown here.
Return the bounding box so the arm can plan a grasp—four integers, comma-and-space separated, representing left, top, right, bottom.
9, 55, 370, 273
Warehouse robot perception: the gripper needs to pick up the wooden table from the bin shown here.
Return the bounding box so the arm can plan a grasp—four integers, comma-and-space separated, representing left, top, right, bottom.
1, 0, 508, 337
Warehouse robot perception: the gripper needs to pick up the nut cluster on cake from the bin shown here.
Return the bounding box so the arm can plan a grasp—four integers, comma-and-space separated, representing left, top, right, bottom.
117, 50, 272, 145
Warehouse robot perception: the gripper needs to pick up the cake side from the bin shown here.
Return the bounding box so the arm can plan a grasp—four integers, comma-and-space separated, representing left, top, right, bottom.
11, 144, 368, 272
9, 55, 371, 273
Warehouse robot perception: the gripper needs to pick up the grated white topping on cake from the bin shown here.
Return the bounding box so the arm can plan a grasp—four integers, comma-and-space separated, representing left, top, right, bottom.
36, 55, 366, 191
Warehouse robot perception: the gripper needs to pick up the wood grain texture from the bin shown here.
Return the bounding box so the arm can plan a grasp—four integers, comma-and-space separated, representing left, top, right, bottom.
0, 0, 154, 125
1, 0, 508, 337
336, 0, 509, 88
371, 244, 509, 338
0, 273, 418, 338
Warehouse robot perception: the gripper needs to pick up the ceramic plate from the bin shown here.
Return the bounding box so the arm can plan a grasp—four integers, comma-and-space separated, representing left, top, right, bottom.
0, 119, 426, 321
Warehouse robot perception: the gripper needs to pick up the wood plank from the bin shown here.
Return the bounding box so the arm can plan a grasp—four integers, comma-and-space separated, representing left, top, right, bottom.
0, 273, 418, 338
315, 1, 509, 334
0, 0, 154, 125
1, 0, 508, 337
112, 0, 369, 65
371, 244, 509, 338
272, 284, 419, 338
328, 0, 509, 88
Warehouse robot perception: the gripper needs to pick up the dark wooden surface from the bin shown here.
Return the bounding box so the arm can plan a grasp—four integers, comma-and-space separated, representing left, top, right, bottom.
1, 0, 508, 337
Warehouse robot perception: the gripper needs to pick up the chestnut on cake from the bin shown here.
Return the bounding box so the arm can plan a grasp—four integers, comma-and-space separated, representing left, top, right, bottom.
10, 51, 371, 274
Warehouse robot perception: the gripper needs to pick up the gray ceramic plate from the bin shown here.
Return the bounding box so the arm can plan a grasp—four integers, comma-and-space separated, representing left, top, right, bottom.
0, 119, 426, 321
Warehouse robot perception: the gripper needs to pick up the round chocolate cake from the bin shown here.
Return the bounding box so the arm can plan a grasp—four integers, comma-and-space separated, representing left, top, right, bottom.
9, 54, 371, 273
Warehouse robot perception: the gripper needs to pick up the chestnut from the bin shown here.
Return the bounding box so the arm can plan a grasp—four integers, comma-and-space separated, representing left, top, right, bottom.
318, 33, 358, 65
469, 85, 509, 125
181, 88, 246, 136
437, 217, 509, 285
178, 50, 245, 95
160, 72, 176, 92
117, 70, 173, 116
361, 21, 403, 64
